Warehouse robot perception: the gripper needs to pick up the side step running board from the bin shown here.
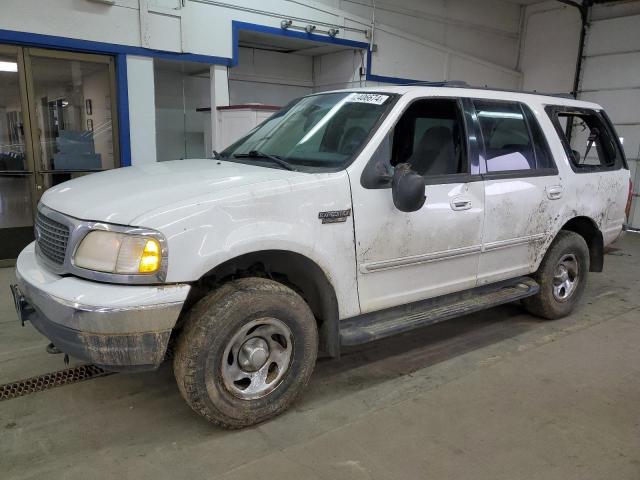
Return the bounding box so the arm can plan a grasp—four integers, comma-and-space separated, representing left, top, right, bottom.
340, 277, 539, 347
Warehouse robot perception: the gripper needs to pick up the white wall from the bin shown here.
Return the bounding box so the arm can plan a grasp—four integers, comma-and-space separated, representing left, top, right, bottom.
228, 46, 365, 103
0, 0, 142, 48
577, 7, 640, 227
0, 0, 522, 88
315, 0, 521, 88
323, 0, 523, 70
519, 1, 582, 93
228, 47, 313, 106
23, 0, 639, 166
313, 49, 362, 92
591, 0, 640, 21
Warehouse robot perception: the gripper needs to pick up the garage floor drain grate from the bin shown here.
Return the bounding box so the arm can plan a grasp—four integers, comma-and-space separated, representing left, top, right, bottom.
0, 365, 115, 401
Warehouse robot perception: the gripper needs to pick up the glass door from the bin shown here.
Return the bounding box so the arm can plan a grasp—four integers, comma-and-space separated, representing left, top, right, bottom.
0, 46, 120, 261
0, 45, 36, 261
24, 49, 119, 195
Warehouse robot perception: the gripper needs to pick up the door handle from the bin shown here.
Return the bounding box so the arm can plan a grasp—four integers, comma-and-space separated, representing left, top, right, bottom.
450, 197, 472, 211
546, 185, 563, 200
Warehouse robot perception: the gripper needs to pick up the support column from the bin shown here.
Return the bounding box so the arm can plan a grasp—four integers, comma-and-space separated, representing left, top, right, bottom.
138, 0, 151, 48
126, 56, 157, 164
210, 64, 229, 153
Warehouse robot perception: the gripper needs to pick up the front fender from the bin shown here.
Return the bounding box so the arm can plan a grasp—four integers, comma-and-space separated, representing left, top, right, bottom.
135, 172, 360, 319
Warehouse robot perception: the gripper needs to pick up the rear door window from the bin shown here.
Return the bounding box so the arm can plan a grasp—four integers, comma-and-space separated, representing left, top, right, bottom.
473, 100, 554, 173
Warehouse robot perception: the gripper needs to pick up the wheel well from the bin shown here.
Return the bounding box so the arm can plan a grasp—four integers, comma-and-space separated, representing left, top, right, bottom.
561, 216, 603, 272
184, 250, 340, 358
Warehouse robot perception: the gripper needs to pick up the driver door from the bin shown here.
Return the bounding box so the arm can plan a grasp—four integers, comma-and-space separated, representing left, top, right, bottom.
350, 97, 485, 313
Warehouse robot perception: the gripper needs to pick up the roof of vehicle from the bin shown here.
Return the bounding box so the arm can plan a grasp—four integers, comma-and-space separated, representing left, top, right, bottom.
330, 85, 602, 110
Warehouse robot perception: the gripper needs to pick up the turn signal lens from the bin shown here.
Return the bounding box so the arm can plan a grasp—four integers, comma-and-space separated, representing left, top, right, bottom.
138, 239, 161, 273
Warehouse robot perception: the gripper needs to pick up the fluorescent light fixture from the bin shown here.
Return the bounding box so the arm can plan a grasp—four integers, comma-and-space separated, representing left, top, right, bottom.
477, 111, 523, 120
0, 61, 17, 73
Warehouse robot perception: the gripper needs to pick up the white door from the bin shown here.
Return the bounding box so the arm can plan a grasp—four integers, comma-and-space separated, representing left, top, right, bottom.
472, 99, 564, 285
351, 97, 485, 313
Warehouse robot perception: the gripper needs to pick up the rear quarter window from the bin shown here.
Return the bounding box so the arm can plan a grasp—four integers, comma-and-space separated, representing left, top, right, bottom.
545, 106, 626, 172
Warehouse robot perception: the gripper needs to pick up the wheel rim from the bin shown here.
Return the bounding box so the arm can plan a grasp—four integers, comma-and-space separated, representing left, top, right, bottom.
552, 253, 579, 302
221, 318, 293, 400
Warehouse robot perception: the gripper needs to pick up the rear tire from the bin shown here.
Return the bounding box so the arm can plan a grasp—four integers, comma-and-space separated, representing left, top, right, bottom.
173, 277, 318, 429
523, 230, 589, 320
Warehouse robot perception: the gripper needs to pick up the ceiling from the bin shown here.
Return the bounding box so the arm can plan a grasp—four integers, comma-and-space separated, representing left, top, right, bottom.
153, 31, 360, 78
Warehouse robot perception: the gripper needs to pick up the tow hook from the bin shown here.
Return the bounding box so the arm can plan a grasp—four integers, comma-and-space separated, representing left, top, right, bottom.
46, 343, 63, 355
9, 284, 34, 327
45, 343, 69, 367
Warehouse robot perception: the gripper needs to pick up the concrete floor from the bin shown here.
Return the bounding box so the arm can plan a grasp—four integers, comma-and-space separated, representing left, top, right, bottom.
1, 235, 639, 480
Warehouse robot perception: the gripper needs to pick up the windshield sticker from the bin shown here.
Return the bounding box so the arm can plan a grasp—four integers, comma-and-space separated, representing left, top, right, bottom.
347, 93, 389, 105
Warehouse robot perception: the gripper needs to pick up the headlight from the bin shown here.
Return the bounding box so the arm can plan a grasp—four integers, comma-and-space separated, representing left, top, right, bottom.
74, 231, 162, 275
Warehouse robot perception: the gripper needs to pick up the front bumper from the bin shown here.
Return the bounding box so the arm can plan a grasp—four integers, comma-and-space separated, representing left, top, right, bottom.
13, 243, 191, 370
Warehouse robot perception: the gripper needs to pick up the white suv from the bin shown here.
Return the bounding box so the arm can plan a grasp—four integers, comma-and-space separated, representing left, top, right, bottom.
12, 87, 632, 428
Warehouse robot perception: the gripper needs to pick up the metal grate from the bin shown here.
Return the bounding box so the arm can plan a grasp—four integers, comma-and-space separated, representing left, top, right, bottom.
35, 210, 70, 265
0, 365, 114, 401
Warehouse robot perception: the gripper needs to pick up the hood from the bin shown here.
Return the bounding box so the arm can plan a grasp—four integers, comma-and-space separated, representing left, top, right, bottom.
41, 159, 300, 225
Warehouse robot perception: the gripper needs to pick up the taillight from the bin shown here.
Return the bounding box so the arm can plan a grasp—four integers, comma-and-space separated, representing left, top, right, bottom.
626, 179, 633, 219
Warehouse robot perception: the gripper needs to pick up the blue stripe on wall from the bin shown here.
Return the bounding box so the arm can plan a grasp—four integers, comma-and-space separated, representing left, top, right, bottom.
0, 29, 231, 64
115, 54, 132, 167
0, 28, 231, 167
0, 21, 429, 167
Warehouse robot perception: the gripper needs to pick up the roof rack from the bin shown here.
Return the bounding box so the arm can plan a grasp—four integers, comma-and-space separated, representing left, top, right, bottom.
396, 80, 469, 88
396, 80, 576, 99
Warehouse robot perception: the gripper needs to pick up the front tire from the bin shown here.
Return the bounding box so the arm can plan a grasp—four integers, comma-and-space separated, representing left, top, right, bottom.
523, 230, 590, 320
173, 277, 318, 428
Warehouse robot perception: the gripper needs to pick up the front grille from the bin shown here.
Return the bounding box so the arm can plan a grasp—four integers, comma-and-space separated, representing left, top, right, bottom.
35, 210, 70, 265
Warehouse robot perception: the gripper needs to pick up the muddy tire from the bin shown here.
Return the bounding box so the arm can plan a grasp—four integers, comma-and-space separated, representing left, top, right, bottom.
173, 277, 318, 429
523, 230, 589, 320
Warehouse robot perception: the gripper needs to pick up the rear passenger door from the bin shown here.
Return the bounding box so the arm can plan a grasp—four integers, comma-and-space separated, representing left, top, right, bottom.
473, 99, 562, 285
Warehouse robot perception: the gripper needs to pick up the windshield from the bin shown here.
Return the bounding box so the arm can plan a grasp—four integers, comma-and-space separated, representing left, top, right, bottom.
220, 92, 396, 171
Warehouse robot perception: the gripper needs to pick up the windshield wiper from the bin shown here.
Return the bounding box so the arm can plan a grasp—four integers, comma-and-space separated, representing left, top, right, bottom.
232, 150, 296, 171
